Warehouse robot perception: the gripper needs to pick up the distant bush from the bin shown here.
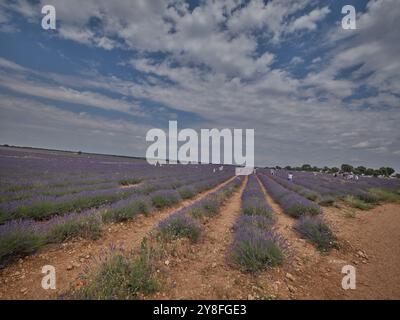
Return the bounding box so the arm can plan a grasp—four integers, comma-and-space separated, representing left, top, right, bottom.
46, 215, 102, 243
13, 192, 134, 221
76, 240, 158, 299
302, 191, 319, 201
231, 227, 284, 273
0, 213, 103, 266
178, 187, 195, 200
119, 178, 141, 186
243, 204, 274, 218
102, 201, 149, 222
158, 212, 202, 243
356, 192, 379, 204
201, 198, 219, 217
344, 195, 374, 210
295, 216, 336, 252
235, 215, 275, 232
286, 203, 320, 218
0, 220, 44, 265
151, 190, 180, 209
368, 188, 400, 203
318, 195, 335, 206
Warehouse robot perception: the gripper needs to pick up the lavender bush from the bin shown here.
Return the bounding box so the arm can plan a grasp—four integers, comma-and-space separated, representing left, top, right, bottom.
158, 211, 202, 243
151, 190, 181, 209
102, 195, 150, 222
230, 224, 285, 273
0, 219, 44, 266
258, 174, 321, 218
241, 175, 274, 217
45, 213, 102, 243
230, 175, 285, 273
294, 215, 336, 252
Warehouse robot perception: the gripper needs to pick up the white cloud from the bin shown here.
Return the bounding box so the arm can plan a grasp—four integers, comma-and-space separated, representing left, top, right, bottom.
0, 0, 399, 169
288, 6, 330, 32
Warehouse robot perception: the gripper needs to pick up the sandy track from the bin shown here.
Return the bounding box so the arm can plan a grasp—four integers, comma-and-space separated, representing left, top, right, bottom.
0, 176, 236, 300
257, 174, 400, 299
302, 203, 400, 299
147, 176, 248, 299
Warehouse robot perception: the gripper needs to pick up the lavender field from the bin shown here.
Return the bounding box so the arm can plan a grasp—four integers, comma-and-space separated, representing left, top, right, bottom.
1, 146, 400, 300
0, 146, 234, 266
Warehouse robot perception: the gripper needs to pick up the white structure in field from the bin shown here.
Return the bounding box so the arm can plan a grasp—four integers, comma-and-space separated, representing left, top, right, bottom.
236, 167, 254, 176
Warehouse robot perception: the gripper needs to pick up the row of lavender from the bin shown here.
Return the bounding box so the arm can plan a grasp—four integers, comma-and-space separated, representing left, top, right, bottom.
0, 147, 226, 210
273, 170, 400, 205
230, 175, 285, 272
258, 174, 321, 218
0, 162, 215, 205
157, 176, 244, 243
0, 155, 232, 223
258, 174, 335, 251
0, 166, 234, 267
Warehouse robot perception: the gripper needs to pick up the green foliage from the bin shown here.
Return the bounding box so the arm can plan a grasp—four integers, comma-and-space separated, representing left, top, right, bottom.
295, 217, 336, 252
46, 216, 102, 243
318, 195, 335, 206
341, 164, 354, 173
76, 239, 159, 299
0, 230, 44, 264
9, 192, 135, 222
158, 214, 201, 243
286, 204, 320, 218
368, 188, 400, 203
102, 201, 149, 222
231, 238, 284, 273
344, 195, 374, 210
178, 187, 195, 200
119, 178, 141, 186
151, 194, 179, 209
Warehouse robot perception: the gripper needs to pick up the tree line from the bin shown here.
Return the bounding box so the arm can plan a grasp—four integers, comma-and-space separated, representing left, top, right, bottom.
273, 164, 398, 178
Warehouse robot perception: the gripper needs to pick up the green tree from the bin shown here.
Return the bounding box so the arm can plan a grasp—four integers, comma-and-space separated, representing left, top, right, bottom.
301, 164, 312, 171
329, 167, 339, 173
385, 167, 395, 176
341, 164, 353, 173
355, 166, 366, 175
365, 168, 374, 176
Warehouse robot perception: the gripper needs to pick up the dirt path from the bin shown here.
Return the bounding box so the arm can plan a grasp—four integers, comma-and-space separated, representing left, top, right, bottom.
256, 174, 400, 299
253, 175, 322, 299
301, 203, 400, 299
147, 176, 249, 299
0, 176, 237, 300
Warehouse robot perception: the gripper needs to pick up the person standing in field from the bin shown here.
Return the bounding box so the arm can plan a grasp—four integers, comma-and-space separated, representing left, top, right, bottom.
288, 173, 293, 181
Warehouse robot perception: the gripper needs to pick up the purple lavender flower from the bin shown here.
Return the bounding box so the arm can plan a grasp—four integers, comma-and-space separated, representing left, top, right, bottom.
158, 211, 202, 243
258, 174, 321, 218
294, 215, 336, 251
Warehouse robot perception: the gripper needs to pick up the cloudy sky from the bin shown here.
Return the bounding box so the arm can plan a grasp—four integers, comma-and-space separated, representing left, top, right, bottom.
0, 0, 399, 169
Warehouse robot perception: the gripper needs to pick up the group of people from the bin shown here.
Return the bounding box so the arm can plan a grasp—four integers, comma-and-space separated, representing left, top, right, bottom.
270, 168, 360, 183
333, 172, 359, 180
270, 168, 293, 181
